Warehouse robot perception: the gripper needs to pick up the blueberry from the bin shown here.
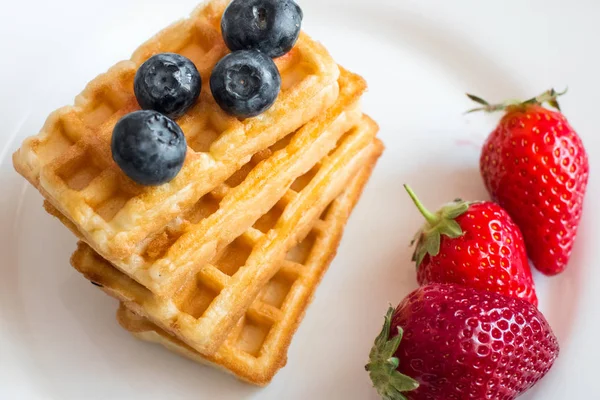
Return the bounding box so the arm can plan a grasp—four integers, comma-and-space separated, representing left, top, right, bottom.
134, 53, 201, 119
210, 50, 281, 118
221, 0, 303, 58
111, 110, 187, 186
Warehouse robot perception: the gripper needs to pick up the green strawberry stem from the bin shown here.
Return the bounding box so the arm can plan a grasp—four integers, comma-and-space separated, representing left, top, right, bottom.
404, 185, 470, 267
366, 307, 419, 400
404, 184, 438, 226
466, 88, 568, 114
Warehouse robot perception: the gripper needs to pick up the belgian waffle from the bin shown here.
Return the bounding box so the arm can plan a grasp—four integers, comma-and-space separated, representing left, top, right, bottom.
13, 0, 340, 268
118, 145, 381, 385
65, 116, 381, 358
44, 69, 365, 296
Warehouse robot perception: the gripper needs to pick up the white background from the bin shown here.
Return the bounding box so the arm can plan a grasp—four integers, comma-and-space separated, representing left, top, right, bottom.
1, 0, 599, 399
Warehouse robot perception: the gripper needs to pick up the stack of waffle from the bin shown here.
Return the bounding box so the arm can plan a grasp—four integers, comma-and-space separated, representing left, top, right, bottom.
12, 0, 383, 386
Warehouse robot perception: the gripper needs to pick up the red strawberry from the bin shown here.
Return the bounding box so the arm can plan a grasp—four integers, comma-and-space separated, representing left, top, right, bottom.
365, 284, 559, 400
472, 90, 589, 275
404, 185, 538, 306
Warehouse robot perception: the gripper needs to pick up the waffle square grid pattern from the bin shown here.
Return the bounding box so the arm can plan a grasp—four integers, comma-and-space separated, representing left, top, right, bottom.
13, 0, 340, 296
102, 143, 381, 385
16, 0, 385, 386
54, 113, 380, 357
42, 68, 366, 297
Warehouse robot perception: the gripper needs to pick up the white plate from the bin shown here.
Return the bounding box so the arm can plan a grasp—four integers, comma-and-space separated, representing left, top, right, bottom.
1, 0, 599, 398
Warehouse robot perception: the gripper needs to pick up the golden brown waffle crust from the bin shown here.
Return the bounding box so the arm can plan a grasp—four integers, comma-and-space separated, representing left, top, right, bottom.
67, 115, 380, 358
16, 0, 387, 385
116, 139, 383, 385
12, 0, 340, 262
41, 68, 366, 298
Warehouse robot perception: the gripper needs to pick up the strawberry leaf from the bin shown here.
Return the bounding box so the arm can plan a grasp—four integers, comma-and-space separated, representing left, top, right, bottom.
441, 201, 469, 219
413, 243, 428, 267
405, 185, 469, 268
438, 220, 463, 238
466, 88, 567, 114
366, 307, 420, 400
423, 231, 441, 257
466, 93, 490, 106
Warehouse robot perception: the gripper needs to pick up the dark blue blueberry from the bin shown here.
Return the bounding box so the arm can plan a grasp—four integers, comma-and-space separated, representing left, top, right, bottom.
210, 50, 281, 118
221, 0, 303, 58
134, 53, 201, 119
111, 110, 187, 186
